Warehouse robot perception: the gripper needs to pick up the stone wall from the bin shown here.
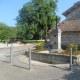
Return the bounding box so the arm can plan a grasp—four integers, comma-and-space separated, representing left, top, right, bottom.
49, 29, 62, 50
25, 51, 77, 64
61, 31, 80, 49
65, 7, 80, 20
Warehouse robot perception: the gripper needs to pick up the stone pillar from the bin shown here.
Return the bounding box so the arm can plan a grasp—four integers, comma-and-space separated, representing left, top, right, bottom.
49, 29, 62, 51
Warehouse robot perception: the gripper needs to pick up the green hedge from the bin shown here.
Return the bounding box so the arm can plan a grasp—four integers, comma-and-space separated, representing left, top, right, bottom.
23, 40, 45, 43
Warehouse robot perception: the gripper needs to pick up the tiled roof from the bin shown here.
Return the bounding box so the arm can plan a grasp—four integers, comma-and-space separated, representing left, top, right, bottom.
51, 19, 80, 32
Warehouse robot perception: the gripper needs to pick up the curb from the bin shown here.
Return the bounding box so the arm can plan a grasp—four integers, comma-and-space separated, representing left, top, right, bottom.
18, 55, 51, 66
18, 55, 70, 68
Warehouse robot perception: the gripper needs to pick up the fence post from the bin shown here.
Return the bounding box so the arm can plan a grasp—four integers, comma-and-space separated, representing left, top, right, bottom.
29, 48, 31, 70
70, 48, 72, 71
10, 44, 13, 63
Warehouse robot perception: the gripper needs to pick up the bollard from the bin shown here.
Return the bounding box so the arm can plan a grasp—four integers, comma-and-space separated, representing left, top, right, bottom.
29, 48, 31, 70
70, 48, 72, 71
10, 44, 13, 63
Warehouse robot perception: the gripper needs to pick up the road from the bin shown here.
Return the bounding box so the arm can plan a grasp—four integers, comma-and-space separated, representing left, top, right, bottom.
0, 44, 35, 57
0, 48, 80, 80
0, 44, 80, 80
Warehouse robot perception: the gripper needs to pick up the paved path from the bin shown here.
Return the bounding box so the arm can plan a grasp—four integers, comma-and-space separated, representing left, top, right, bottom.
0, 44, 35, 52
0, 44, 80, 80
0, 54, 80, 80
0, 44, 35, 57
0, 55, 80, 80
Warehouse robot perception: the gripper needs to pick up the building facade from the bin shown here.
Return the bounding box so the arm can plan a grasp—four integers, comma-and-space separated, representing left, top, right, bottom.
50, 1, 80, 49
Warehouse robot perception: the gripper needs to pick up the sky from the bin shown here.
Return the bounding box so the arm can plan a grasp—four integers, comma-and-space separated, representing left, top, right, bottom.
0, 0, 79, 26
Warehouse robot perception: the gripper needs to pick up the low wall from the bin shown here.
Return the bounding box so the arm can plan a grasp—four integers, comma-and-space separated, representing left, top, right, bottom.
25, 51, 78, 64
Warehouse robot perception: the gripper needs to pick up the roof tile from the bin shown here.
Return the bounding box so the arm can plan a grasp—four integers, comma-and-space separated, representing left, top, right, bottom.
52, 19, 80, 32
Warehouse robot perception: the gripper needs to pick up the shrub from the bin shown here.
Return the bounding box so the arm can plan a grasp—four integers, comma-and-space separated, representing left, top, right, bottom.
36, 42, 44, 50
58, 50, 80, 55
66, 44, 78, 53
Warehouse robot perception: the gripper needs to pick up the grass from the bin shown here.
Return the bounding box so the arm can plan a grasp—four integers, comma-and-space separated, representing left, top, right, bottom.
58, 50, 80, 56
23, 40, 45, 44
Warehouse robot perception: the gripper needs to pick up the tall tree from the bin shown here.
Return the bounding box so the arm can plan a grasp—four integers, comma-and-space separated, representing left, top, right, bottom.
16, 0, 60, 42
16, 2, 36, 40
0, 22, 17, 40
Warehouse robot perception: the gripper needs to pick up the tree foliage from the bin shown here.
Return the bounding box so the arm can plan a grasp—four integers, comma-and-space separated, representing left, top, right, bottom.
0, 22, 17, 40
16, 0, 60, 41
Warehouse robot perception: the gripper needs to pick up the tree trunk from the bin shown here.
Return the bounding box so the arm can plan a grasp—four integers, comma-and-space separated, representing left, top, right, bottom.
44, 27, 47, 43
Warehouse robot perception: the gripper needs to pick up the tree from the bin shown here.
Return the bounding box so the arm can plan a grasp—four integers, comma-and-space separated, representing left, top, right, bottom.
16, 0, 60, 42
9, 27, 17, 39
0, 22, 17, 41
16, 2, 36, 40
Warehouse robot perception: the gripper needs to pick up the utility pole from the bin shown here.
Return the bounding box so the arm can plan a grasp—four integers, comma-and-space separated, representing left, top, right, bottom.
56, 16, 58, 29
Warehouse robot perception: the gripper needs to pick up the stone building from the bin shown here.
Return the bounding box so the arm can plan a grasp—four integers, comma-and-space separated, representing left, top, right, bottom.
50, 1, 80, 49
